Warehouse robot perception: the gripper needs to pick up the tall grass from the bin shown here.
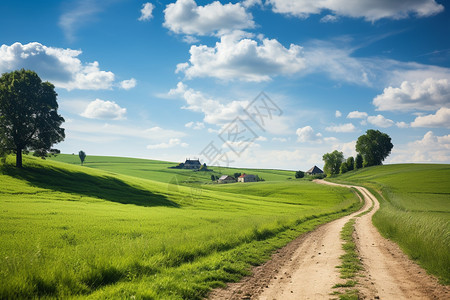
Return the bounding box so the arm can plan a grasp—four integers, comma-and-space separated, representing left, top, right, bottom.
332, 164, 450, 284
0, 155, 360, 298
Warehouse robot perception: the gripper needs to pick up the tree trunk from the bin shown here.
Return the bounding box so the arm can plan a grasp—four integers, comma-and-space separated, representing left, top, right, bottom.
16, 148, 22, 168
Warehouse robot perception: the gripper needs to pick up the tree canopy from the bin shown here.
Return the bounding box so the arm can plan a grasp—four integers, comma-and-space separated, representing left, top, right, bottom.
356, 129, 393, 167
0, 70, 65, 167
322, 150, 344, 176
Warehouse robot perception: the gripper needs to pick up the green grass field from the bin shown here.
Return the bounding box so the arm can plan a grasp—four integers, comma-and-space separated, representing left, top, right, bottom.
0, 154, 360, 299
331, 164, 450, 284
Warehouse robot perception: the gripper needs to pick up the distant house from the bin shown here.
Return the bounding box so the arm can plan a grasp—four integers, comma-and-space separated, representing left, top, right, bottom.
184, 159, 201, 169
306, 165, 324, 175
218, 175, 236, 184
170, 158, 203, 169
238, 174, 257, 183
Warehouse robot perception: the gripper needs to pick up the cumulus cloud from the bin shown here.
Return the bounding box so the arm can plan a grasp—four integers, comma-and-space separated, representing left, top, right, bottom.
120, 78, 137, 90
367, 114, 395, 128
185, 121, 205, 130
335, 110, 342, 118
325, 123, 356, 132
347, 111, 368, 119
147, 138, 188, 149
411, 107, 450, 128
373, 78, 450, 111
242, 0, 263, 8
396, 121, 410, 128
388, 131, 450, 163
163, 0, 254, 36
169, 82, 248, 125
138, 2, 155, 21
267, 0, 443, 21
81, 99, 127, 120
296, 126, 322, 142
178, 31, 305, 82
0, 42, 115, 90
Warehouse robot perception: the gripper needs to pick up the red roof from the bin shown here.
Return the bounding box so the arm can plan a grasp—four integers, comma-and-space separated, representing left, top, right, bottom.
239, 174, 246, 178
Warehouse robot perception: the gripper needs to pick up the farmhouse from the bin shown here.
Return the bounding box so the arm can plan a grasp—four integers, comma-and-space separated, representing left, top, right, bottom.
184, 159, 201, 169
238, 174, 256, 183
306, 165, 324, 175
218, 175, 236, 184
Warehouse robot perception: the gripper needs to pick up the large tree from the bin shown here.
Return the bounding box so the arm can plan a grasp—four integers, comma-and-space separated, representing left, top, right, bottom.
0, 70, 65, 168
322, 150, 344, 176
356, 129, 393, 167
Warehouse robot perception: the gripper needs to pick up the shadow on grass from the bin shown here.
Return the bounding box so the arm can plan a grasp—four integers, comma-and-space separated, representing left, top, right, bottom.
2, 163, 179, 208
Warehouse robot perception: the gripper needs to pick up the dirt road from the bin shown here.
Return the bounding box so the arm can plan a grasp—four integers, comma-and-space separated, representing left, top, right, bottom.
209, 180, 449, 299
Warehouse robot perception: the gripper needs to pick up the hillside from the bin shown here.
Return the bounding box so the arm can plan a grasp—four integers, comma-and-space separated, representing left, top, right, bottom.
0, 155, 360, 299
330, 164, 450, 284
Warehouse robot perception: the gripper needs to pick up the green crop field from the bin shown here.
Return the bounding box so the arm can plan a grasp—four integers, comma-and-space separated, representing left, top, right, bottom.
331, 164, 450, 284
0, 154, 360, 299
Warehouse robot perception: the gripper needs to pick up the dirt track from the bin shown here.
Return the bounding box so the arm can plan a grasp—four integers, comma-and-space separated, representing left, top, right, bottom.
209, 180, 449, 299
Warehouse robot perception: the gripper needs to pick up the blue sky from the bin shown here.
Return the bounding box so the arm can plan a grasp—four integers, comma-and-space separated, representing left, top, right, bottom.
1, 0, 449, 170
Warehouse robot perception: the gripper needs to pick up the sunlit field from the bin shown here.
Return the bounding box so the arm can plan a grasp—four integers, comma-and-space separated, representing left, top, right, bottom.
0, 155, 360, 298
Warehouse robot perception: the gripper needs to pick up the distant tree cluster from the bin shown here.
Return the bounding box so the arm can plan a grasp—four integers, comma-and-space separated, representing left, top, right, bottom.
295, 170, 305, 178
322, 130, 393, 176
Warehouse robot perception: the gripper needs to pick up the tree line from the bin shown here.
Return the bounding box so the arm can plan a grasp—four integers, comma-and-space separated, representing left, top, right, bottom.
322, 129, 393, 176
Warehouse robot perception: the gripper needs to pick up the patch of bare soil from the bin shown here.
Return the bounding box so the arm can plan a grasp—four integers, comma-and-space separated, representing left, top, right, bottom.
208, 180, 449, 300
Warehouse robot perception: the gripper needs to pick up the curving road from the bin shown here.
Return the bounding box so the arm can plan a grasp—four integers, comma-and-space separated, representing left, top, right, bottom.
209, 180, 449, 299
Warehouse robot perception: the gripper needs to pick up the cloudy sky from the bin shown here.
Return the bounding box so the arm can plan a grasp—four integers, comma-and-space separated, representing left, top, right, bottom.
1, 0, 449, 170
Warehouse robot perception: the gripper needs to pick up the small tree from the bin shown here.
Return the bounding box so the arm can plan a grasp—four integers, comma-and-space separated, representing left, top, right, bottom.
322, 150, 344, 176
210, 174, 216, 181
233, 172, 241, 179
355, 153, 363, 169
340, 162, 348, 174
0, 69, 65, 167
346, 156, 354, 171
295, 170, 305, 178
79, 151, 86, 165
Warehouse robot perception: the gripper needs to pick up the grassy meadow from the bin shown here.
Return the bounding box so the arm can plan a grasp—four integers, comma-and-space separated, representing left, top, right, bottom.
331, 164, 450, 284
0, 154, 360, 299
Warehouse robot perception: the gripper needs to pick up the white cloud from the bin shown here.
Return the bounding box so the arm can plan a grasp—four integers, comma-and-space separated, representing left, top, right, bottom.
411, 107, 450, 128
396, 121, 410, 128
147, 138, 189, 150
59, 0, 101, 41
163, 0, 254, 36
138, 2, 155, 21
185, 121, 205, 130
256, 136, 268, 141
242, 0, 263, 8
332, 140, 357, 158
120, 78, 137, 90
182, 35, 200, 44
81, 99, 127, 120
325, 123, 356, 132
335, 110, 342, 118
178, 31, 305, 82
267, 0, 443, 21
373, 78, 450, 111
169, 81, 248, 125
65, 121, 185, 141
347, 111, 368, 119
367, 114, 395, 128
296, 126, 322, 142
388, 131, 450, 163
0, 42, 115, 90
320, 14, 339, 23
